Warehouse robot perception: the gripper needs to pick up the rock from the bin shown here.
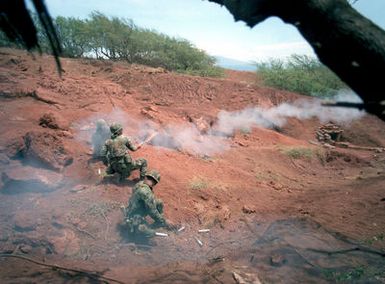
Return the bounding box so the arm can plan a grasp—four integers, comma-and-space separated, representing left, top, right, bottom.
232, 271, 262, 284
21, 131, 73, 171
19, 244, 33, 254
3, 138, 24, 158
236, 140, 249, 147
270, 253, 287, 267
39, 112, 69, 130
242, 205, 256, 214
69, 184, 87, 193
12, 236, 55, 255
1, 165, 63, 194
187, 116, 213, 134
232, 272, 247, 284
141, 106, 160, 121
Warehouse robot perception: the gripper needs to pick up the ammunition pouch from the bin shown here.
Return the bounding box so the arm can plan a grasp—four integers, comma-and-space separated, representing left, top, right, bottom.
125, 215, 144, 233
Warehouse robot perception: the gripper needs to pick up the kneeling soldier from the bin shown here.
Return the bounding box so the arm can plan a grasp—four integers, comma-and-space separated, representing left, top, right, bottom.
101, 122, 147, 181
123, 170, 174, 241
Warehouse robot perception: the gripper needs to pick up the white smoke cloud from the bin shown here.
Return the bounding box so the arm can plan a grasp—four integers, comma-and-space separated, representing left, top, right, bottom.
212, 90, 365, 136
73, 91, 365, 156
72, 108, 229, 156
149, 124, 229, 155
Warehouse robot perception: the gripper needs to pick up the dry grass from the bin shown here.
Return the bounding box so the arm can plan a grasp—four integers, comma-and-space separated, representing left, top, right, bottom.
189, 176, 209, 190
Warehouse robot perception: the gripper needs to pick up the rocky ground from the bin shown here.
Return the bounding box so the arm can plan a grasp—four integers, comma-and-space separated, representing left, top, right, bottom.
0, 48, 384, 283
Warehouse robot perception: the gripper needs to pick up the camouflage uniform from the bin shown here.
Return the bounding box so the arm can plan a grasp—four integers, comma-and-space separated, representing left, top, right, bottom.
101, 123, 147, 180
124, 171, 165, 238
91, 119, 110, 158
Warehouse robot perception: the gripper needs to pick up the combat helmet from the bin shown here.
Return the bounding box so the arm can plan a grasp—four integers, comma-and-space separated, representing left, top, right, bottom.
145, 170, 161, 184
110, 122, 123, 135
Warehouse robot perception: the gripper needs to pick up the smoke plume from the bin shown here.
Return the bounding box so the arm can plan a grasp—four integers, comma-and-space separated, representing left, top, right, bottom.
212, 90, 365, 136
73, 91, 365, 156
73, 109, 229, 156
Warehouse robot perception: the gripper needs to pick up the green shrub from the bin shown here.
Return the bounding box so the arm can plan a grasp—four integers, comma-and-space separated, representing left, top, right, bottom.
281, 147, 314, 159
0, 12, 223, 78
256, 55, 346, 97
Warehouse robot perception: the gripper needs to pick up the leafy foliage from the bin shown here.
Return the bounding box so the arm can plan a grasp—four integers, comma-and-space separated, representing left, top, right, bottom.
0, 12, 223, 77
256, 55, 346, 97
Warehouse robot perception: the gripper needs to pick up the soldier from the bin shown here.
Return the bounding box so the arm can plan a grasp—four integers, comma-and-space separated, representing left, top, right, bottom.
101, 122, 147, 181
91, 119, 110, 158
123, 170, 174, 241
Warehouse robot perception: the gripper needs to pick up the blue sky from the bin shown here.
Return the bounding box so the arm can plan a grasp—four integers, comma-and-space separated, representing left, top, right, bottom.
34, 0, 385, 62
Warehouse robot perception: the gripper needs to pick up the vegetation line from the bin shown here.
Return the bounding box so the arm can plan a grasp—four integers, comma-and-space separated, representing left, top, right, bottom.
0, 12, 223, 78
256, 54, 347, 97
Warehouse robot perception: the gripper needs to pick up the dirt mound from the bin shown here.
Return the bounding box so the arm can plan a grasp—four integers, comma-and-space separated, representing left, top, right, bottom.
39, 112, 69, 130
21, 131, 73, 171
341, 115, 385, 148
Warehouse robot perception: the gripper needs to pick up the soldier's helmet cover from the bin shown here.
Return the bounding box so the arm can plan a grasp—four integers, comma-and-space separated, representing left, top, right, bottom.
110, 122, 123, 135
145, 170, 161, 184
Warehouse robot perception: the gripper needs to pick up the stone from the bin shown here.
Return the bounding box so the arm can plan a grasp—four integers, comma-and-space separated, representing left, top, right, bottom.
19, 244, 33, 254
242, 205, 256, 214
39, 112, 69, 130
270, 253, 287, 267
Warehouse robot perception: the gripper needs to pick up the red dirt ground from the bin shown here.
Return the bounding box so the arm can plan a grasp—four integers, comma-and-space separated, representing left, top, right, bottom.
0, 48, 384, 283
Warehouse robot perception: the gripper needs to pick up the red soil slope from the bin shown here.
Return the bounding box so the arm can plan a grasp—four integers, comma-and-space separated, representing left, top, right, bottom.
0, 48, 384, 283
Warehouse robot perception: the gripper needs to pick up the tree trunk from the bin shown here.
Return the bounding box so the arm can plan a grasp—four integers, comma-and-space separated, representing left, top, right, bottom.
209, 0, 385, 120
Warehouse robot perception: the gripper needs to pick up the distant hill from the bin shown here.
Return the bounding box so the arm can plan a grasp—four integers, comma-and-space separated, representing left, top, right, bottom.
214, 56, 257, 71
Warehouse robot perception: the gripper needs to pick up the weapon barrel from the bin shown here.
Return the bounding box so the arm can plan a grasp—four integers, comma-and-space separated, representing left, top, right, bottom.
142, 132, 158, 146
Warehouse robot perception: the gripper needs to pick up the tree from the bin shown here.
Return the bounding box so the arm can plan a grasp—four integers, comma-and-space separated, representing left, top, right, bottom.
208, 0, 385, 120
55, 16, 90, 58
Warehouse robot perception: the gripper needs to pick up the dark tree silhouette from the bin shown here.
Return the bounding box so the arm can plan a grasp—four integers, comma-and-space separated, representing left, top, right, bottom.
0, 0, 62, 73
208, 0, 385, 120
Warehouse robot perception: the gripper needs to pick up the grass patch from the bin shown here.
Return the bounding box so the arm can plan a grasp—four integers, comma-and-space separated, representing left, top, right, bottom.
255, 171, 280, 181
189, 176, 209, 190
322, 267, 366, 282
256, 54, 346, 97
364, 233, 385, 245
281, 147, 314, 159
322, 266, 385, 283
